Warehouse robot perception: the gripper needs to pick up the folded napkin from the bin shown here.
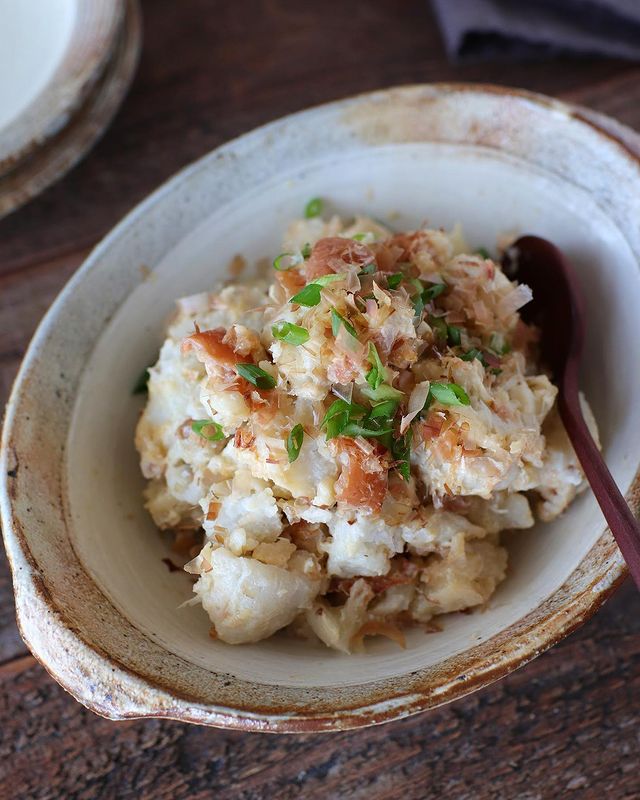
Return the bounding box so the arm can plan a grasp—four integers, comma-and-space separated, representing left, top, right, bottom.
431, 0, 640, 61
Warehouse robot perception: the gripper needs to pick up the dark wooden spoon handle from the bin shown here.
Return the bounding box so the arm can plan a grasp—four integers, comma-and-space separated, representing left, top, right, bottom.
559, 392, 640, 587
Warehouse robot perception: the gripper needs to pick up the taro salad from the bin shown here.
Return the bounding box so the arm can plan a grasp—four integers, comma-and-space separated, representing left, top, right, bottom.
135, 199, 597, 652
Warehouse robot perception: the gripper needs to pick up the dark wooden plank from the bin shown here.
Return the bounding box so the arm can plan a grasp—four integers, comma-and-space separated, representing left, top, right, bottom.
0, 581, 638, 800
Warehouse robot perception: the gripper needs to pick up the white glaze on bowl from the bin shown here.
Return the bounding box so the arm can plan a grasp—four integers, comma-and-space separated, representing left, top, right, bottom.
0, 0, 123, 171
1, 85, 638, 731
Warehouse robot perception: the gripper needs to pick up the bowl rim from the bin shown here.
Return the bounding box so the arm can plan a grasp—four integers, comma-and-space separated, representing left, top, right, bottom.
0, 0, 124, 171
1, 82, 637, 732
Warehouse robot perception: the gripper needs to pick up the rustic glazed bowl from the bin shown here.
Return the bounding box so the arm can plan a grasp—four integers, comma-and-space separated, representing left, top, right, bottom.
0, 0, 141, 220
0, 0, 124, 173
2, 85, 639, 732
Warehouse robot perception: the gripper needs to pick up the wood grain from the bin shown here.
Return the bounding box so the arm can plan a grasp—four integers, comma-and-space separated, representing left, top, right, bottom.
0, 582, 638, 800
1, 0, 640, 796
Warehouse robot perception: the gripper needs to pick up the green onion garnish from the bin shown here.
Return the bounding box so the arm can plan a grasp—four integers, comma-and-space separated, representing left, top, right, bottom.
287, 424, 304, 463
428, 314, 448, 342
191, 419, 225, 441
132, 366, 151, 395
489, 332, 510, 355
340, 422, 393, 438
369, 399, 398, 419
392, 428, 413, 481
289, 284, 322, 307
422, 283, 446, 302
476, 247, 491, 259
357, 263, 376, 276
365, 342, 386, 390
320, 399, 366, 440
387, 272, 403, 290
272, 321, 310, 346
289, 273, 342, 307
273, 252, 303, 271
447, 325, 461, 346
428, 382, 470, 406
352, 233, 367, 242
301, 242, 312, 259
361, 382, 404, 403
461, 348, 487, 366
331, 307, 357, 338
304, 197, 323, 218
235, 363, 277, 390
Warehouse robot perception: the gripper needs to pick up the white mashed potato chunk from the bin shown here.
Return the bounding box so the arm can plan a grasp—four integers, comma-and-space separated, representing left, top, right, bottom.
232, 427, 338, 506
194, 546, 320, 644
465, 492, 534, 534
305, 578, 374, 653
204, 470, 283, 555
528, 398, 597, 521
321, 512, 404, 578
412, 355, 557, 499
411, 535, 508, 621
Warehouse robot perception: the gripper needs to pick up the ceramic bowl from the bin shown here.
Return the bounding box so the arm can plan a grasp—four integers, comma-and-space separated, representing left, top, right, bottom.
0, 0, 141, 220
0, 0, 125, 173
2, 84, 640, 732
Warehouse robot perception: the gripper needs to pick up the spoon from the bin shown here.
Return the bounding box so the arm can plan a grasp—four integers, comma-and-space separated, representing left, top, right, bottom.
503, 236, 640, 587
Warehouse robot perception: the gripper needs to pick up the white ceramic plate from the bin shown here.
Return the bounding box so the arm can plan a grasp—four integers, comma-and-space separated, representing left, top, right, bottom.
1, 85, 639, 731
0, 0, 124, 172
0, 0, 140, 219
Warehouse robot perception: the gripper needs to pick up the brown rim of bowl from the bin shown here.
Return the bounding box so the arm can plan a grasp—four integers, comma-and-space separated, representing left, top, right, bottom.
0, 82, 637, 732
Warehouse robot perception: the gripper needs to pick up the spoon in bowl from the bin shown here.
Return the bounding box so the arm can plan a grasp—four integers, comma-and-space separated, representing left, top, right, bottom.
503, 236, 640, 587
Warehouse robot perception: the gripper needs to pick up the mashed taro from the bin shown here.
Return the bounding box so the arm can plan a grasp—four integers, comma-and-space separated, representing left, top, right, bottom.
135, 206, 595, 652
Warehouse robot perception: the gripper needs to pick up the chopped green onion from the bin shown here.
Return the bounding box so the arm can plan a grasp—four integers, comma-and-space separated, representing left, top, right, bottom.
369, 399, 398, 419
320, 399, 366, 440
366, 342, 386, 390
289, 274, 343, 307
476, 247, 491, 259
272, 321, 310, 346
490, 368, 503, 376
191, 419, 225, 441
422, 283, 446, 302
352, 233, 367, 242
413, 295, 425, 318
331, 307, 357, 338
428, 314, 448, 342
387, 272, 403, 290
301, 242, 312, 259
290, 283, 322, 307
447, 325, 461, 346
461, 348, 487, 366
489, 332, 510, 355
273, 252, 303, 271
235, 363, 277, 390
315, 273, 344, 287
304, 197, 323, 218
341, 422, 393, 438
287, 424, 304, 463
429, 382, 470, 406
132, 366, 151, 395
357, 263, 376, 276
392, 428, 413, 481
361, 382, 405, 403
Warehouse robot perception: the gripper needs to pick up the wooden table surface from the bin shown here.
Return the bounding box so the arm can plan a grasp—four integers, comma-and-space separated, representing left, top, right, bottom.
2, 2, 640, 798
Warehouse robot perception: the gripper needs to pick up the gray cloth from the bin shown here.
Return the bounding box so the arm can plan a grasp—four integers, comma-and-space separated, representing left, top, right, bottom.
431, 0, 640, 61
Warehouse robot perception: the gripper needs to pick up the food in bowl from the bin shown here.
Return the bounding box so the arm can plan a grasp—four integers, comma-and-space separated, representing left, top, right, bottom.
135, 202, 596, 652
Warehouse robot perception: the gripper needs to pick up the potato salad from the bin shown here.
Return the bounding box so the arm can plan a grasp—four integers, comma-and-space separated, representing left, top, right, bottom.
135, 201, 594, 652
